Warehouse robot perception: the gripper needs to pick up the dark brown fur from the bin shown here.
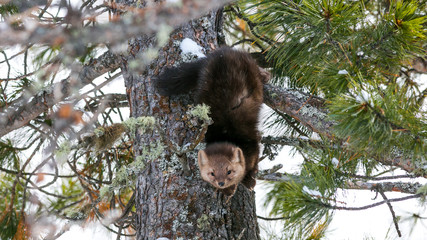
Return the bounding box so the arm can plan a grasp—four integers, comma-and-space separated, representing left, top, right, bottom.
155, 47, 269, 195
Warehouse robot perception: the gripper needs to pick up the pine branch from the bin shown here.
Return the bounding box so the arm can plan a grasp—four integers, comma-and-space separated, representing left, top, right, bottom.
263, 84, 427, 177
229, 6, 275, 46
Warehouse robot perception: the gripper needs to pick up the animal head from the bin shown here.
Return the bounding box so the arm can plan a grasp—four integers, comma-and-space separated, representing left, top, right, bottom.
197, 143, 246, 189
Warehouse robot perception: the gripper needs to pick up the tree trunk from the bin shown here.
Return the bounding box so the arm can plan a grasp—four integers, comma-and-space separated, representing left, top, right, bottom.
120, 5, 260, 240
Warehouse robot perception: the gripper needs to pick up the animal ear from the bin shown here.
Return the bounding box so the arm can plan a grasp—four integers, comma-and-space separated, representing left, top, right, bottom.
259, 67, 271, 84
231, 147, 244, 163
198, 150, 209, 166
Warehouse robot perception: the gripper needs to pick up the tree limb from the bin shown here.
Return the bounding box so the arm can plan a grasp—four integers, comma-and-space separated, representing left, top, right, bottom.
0, 51, 121, 137
0, 0, 234, 52
263, 84, 334, 137
263, 84, 427, 177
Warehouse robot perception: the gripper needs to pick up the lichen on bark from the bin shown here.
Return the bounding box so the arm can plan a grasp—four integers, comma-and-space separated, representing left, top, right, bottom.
120, 5, 261, 239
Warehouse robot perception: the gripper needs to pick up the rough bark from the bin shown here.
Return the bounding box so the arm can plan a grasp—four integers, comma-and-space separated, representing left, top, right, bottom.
121, 7, 260, 240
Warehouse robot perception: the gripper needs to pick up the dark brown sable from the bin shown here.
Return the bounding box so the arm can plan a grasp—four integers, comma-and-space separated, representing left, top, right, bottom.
156, 47, 269, 196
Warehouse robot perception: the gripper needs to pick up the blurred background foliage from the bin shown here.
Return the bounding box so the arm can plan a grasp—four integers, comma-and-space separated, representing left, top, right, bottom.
0, 0, 426, 239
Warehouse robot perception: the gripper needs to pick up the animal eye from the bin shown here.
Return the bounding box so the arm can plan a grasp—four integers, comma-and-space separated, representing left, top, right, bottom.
211, 172, 215, 176
227, 170, 232, 175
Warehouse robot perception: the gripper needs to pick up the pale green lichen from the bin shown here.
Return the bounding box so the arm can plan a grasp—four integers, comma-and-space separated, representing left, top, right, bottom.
299, 104, 328, 119
139, 141, 165, 161
111, 166, 135, 189
94, 127, 105, 137
65, 209, 87, 220
188, 104, 211, 123
417, 184, 427, 204
56, 141, 71, 165
159, 152, 182, 175
113, 165, 130, 186
417, 184, 427, 195
99, 186, 111, 199
140, 48, 160, 66
136, 0, 144, 8
111, 140, 165, 190
128, 59, 140, 70
156, 24, 173, 47
172, 205, 190, 232
130, 155, 146, 171
165, 0, 182, 6
197, 214, 210, 231
123, 116, 156, 137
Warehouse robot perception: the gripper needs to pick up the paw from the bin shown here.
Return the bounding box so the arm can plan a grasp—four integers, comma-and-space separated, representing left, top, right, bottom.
242, 176, 256, 190
259, 67, 271, 83
222, 185, 237, 196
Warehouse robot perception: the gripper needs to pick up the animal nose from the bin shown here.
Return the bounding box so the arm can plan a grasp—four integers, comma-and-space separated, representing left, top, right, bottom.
218, 182, 225, 187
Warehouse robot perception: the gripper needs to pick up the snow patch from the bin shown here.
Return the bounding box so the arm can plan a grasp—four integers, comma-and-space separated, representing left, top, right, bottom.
332, 157, 339, 167
355, 89, 371, 103
338, 69, 349, 75
180, 38, 206, 58
302, 186, 322, 197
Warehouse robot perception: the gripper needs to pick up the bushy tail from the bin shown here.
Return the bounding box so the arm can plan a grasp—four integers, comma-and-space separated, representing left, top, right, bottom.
154, 59, 206, 96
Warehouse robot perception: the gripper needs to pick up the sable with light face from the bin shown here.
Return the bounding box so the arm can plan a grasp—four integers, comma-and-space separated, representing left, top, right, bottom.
156, 47, 269, 196
198, 143, 246, 195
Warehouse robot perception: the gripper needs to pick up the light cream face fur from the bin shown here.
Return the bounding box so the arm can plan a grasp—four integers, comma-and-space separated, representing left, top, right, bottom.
198, 147, 246, 189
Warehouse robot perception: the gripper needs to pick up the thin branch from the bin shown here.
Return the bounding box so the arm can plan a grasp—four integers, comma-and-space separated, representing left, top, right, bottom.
258, 170, 423, 195
377, 187, 402, 237
257, 215, 289, 221
345, 181, 423, 195
329, 193, 423, 211
347, 173, 417, 181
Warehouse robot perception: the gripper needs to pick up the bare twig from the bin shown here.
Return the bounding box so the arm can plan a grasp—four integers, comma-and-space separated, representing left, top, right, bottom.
329, 193, 423, 211
257, 215, 289, 221
376, 187, 402, 237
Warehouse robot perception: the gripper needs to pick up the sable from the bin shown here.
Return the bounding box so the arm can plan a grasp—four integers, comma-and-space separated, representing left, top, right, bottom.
156, 47, 269, 195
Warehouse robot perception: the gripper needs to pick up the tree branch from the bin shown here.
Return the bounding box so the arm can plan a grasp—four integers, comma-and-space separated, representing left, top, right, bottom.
346, 180, 422, 195
0, 50, 121, 137
263, 84, 334, 137
377, 187, 402, 237
329, 193, 423, 211
0, 0, 234, 52
263, 84, 427, 177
